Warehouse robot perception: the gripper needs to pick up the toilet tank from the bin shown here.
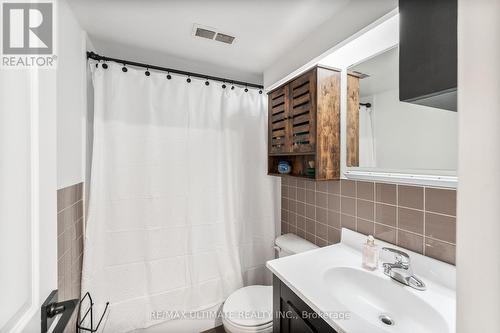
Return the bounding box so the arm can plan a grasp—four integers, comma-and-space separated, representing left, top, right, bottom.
274, 233, 318, 258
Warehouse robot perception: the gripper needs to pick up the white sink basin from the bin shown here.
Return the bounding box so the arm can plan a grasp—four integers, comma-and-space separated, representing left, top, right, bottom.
324, 267, 449, 333
266, 228, 456, 333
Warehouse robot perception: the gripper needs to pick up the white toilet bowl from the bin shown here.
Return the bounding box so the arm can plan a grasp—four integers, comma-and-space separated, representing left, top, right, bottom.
221, 234, 317, 333
222, 285, 273, 333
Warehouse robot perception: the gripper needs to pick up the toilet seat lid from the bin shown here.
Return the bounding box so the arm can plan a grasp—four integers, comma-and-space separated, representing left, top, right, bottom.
223, 285, 272, 327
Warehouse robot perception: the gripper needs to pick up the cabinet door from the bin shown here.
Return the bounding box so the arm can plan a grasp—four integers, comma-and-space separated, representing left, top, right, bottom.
277, 278, 338, 333
399, 0, 457, 110
269, 85, 291, 154
289, 70, 316, 154
282, 300, 317, 333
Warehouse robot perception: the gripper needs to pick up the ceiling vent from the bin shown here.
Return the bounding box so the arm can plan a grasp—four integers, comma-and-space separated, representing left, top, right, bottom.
195, 27, 216, 40
193, 24, 235, 45
214, 33, 235, 44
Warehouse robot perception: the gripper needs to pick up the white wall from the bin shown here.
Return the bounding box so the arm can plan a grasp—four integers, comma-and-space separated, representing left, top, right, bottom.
456, 0, 500, 332
27, 69, 59, 333
85, 36, 95, 217
263, 0, 397, 88
0, 0, 83, 329
371, 88, 457, 171
0, 71, 34, 332
56, 0, 88, 189
0, 64, 58, 333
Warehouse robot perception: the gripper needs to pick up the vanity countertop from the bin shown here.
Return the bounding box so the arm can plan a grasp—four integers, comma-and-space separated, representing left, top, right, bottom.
266, 228, 456, 333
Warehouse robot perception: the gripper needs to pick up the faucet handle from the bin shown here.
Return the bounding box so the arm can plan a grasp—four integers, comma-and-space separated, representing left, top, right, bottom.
381, 247, 411, 265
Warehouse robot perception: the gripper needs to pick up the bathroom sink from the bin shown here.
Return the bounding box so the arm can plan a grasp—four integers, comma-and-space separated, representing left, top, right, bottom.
267, 229, 455, 333
324, 267, 449, 333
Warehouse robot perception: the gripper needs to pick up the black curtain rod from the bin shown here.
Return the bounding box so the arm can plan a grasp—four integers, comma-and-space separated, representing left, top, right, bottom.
87, 51, 264, 90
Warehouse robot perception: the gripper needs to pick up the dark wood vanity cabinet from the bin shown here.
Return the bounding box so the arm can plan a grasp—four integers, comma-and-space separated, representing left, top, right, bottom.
399, 0, 457, 111
268, 65, 341, 180
273, 276, 337, 333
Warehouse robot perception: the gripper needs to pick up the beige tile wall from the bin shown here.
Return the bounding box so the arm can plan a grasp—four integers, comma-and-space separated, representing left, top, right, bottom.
57, 183, 84, 332
281, 178, 456, 264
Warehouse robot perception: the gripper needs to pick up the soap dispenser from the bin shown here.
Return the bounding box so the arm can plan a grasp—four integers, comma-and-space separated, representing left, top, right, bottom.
362, 235, 378, 270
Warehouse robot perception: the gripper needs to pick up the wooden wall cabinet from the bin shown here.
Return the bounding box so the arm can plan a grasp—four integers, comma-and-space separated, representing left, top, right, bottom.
346, 73, 360, 168
268, 65, 341, 180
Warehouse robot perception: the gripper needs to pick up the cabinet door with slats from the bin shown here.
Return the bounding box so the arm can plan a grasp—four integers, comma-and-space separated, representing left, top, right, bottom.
269, 85, 290, 154
289, 70, 316, 154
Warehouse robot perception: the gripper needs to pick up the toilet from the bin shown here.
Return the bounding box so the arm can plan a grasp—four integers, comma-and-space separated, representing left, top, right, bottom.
221, 234, 318, 333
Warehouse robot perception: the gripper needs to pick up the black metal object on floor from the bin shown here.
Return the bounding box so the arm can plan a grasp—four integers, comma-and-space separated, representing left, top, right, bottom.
41, 290, 79, 333
76, 292, 109, 332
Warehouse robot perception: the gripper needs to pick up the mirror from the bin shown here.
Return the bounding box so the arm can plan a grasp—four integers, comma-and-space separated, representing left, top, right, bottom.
346, 46, 457, 175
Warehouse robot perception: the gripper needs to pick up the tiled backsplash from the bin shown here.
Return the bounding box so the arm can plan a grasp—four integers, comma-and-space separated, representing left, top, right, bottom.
57, 183, 84, 332
281, 178, 456, 264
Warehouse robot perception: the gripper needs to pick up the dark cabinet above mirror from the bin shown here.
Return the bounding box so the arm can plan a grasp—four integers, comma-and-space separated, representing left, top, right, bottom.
399, 0, 457, 111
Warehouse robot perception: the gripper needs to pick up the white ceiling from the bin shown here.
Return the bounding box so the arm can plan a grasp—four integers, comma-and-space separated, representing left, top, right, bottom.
67, 0, 352, 83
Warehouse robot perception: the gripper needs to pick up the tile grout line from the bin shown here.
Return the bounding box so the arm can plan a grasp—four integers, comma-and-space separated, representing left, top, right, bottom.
395, 183, 399, 245
354, 181, 358, 232
371, 182, 375, 235
423, 186, 427, 256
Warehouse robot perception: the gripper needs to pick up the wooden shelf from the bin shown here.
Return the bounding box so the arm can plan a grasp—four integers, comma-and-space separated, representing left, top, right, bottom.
268, 155, 316, 179
269, 152, 316, 157
268, 172, 315, 180
267, 66, 341, 180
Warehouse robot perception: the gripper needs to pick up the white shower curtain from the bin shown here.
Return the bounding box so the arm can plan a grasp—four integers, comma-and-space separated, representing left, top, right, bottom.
82, 62, 278, 332
359, 105, 376, 167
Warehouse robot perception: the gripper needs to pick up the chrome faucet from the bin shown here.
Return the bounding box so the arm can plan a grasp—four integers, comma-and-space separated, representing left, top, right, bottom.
381, 247, 426, 291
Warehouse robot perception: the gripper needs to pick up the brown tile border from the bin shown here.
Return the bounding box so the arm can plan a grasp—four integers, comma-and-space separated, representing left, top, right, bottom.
425, 212, 456, 243
340, 180, 356, 197
398, 207, 424, 234
281, 178, 457, 264
375, 203, 397, 227
374, 223, 397, 243
425, 187, 457, 216
375, 183, 397, 205
398, 185, 424, 210
356, 181, 374, 201
398, 230, 424, 254
340, 197, 356, 215
357, 199, 374, 221
57, 182, 84, 312
424, 237, 456, 265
